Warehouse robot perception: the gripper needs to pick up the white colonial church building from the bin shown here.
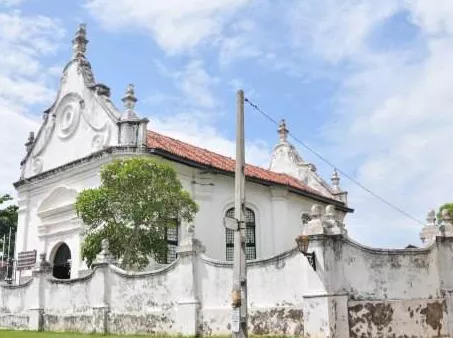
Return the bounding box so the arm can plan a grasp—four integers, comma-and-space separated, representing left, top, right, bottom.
5, 25, 453, 338
13, 24, 352, 280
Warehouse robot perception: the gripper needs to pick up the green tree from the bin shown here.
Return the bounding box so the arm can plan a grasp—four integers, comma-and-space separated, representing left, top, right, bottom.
0, 194, 18, 261
438, 203, 453, 222
75, 157, 198, 270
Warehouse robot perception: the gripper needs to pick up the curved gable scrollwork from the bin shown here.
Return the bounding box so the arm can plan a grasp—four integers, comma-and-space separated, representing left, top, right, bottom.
56, 93, 84, 140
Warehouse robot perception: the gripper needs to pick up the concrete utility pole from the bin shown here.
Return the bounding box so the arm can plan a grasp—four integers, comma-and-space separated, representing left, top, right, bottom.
228, 89, 248, 338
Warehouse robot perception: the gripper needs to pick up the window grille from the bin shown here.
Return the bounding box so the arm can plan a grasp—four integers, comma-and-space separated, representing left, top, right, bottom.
155, 220, 179, 264
225, 207, 256, 261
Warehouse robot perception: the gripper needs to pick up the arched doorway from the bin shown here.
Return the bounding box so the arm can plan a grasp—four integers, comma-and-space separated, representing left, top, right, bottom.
52, 243, 71, 279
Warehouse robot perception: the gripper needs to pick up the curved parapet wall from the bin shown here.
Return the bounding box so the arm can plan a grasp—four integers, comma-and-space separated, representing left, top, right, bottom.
0, 234, 452, 337
200, 247, 298, 268
309, 234, 449, 338
109, 258, 179, 278
199, 247, 305, 336
0, 277, 34, 330
326, 235, 439, 300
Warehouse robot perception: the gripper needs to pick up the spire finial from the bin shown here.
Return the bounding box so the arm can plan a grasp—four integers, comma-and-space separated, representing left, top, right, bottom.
121, 84, 138, 119
331, 168, 341, 192
72, 23, 88, 59
25, 131, 34, 152
278, 119, 289, 142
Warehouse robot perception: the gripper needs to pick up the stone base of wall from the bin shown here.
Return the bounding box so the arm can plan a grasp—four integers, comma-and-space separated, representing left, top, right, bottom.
348, 298, 448, 338
199, 307, 304, 336
0, 314, 29, 330
107, 311, 176, 335
43, 313, 93, 333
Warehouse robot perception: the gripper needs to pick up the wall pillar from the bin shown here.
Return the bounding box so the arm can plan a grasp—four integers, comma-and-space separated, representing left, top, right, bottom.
434, 211, 453, 336
90, 239, 115, 334
175, 226, 204, 335
299, 204, 350, 338
271, 187, 288, 255
28, 253, 52, 331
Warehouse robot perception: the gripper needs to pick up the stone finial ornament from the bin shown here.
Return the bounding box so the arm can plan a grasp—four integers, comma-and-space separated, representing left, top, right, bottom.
25, 131, 34, 152
325, 205, 336, 218
323, 204, 347, 235
439, 209, 453, 238
303, 203, 347, 236
441, 209, 452, 226
187, 223, 195, 238
101, 239, 110, 254
94, 239, 115, 264
33, 252, 52, 274
426, 209, 436, 226
121, 84, 138, 120
39, 252, 51, 268
331, 168, 341, 192
420, 209, 440, 245
72, 23, 88, 59
278, 119, 289, 143
310, 204, 322, 219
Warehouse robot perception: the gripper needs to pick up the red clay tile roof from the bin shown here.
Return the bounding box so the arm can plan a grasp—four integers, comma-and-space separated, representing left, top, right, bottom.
147, 130, 335, 201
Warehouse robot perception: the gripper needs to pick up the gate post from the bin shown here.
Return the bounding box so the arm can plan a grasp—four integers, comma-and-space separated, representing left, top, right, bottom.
175, 225, 204, 336
28, 253, 52, 331
90, 239, 115, 334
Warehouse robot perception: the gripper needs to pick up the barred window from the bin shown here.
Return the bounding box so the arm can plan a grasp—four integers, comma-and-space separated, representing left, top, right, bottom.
155, 221, 179, 264
225, 207, 256, 261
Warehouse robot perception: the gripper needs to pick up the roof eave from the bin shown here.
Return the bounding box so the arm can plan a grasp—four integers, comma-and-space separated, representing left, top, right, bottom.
149, 147, 353, 213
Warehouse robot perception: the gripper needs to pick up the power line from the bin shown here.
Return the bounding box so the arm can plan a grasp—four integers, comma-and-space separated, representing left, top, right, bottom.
244, 97, 425, 226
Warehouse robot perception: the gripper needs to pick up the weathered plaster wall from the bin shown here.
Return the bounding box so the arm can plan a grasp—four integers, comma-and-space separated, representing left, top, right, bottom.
2, 236, 453, 337
333, 237, 439, 300
348, 299, 447, 338
317, 236, 448, 338
198, 248, 305, 336
107, 263, 184, 334
0, 281, 32, 330
43, 275, 94, 332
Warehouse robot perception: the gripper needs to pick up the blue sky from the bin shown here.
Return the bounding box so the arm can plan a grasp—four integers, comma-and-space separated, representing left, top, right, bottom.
2, 0, 453, 248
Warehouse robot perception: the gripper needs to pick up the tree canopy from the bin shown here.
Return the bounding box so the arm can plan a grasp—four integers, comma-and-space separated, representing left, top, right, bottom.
438, 203, 453, 222
0, 194, 18, 261
75, 157, 198, 270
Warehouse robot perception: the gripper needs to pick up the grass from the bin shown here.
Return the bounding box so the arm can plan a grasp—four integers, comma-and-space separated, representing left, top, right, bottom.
0, 331, 299, 338
0, 331, 180, 338
0, 330, 302, 338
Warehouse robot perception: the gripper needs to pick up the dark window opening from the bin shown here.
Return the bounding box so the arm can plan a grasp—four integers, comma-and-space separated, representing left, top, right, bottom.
155, 220, 179, 264
52, 243, 71, 279
225, 207, 256, 261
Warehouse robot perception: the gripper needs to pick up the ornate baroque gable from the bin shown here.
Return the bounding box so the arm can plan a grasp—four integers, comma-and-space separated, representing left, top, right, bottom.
269, 119, 348, 203
20, 25, 147, 179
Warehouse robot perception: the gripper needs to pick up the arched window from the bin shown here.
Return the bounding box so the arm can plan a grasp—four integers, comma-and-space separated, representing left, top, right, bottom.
225, 207, 256, 261
52, 243, 71, 279
155, 220, 179, 264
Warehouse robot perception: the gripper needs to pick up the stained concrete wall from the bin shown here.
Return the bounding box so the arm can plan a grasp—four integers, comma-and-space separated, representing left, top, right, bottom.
1, 235, 453, 337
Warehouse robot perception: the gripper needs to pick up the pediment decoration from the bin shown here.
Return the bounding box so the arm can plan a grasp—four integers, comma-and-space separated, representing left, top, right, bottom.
37, 186, 78, 219
56, 93, 84, 140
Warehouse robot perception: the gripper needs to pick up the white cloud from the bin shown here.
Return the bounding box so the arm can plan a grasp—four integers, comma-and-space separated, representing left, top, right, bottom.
143, 58, 271, 166
0, 10, 64, 196
150, 114, 271, 167
154, 59, 219, 109
285, 0, 453, 247
0, 0, 24, 7
84, 0, 250, 54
